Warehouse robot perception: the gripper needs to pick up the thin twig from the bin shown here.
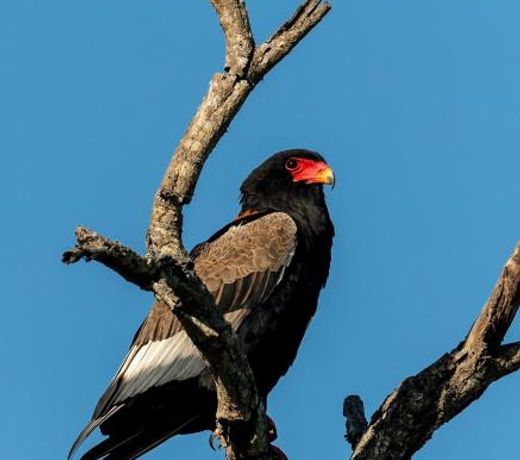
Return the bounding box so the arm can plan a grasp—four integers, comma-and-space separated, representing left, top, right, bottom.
249, 0, 332, 82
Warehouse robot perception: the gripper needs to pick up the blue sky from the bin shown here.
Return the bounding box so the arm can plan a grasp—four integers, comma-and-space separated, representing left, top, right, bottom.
2, 1, 520, 459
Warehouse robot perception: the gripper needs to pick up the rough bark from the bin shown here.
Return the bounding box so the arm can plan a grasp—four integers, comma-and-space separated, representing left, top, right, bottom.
343, 396, 368, 448
344, 244, 520, 460
62, 227, 158, 290
63, 2, 331, 459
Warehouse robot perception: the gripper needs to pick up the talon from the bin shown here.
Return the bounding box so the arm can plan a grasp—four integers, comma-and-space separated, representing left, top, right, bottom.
270, 444, 288, 460
209, 432, 217, 451
209, 428, 227, 451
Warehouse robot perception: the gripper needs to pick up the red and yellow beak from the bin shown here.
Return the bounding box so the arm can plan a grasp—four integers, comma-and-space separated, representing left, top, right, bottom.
291, 159, 335, 188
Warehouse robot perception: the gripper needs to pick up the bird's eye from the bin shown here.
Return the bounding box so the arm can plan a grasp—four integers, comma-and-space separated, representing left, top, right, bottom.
285, 158, 299, 170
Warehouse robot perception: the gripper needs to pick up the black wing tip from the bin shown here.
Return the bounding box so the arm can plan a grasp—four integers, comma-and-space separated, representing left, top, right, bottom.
68, 406, 121, 460
68, 421, 96, 460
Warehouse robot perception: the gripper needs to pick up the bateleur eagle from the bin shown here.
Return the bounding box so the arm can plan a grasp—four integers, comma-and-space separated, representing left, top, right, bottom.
70, 149, 335, 459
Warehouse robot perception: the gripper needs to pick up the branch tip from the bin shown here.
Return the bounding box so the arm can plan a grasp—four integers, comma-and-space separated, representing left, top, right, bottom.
248, 0, 331, 82
343, 395, 368, 449
62, 248, 86, 264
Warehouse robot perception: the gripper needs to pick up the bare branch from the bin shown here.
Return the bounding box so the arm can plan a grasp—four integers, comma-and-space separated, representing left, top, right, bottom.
210, 0, 255, 76
249, 0, 332, 83
464, 244, 520, 352
147, 74, 252, 260
495, 341, 520, 376
343, 395, 368, 449
62, 226, 157, 290
345, 243, 520, 460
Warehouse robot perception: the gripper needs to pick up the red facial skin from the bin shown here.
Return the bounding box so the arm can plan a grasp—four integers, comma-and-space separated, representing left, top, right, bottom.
285, 157, 335, 186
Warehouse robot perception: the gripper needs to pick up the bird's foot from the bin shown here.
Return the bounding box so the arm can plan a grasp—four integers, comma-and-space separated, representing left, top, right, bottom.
209, 427, 228, 451
210, 417, 285, 458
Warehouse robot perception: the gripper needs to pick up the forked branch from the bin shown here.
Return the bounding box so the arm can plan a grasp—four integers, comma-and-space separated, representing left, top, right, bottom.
344, 243, 520, 459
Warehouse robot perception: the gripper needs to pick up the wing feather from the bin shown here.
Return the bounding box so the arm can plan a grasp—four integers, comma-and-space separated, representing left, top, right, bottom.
68, 406, 122, 460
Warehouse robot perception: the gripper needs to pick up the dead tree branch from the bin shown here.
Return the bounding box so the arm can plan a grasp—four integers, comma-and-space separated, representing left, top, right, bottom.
64, 2, 331, 459
250, 0, 332, 81
343, 395, 368, 449
210, 0, 255, 76
62, 226, 157, 290
344, 243, 520, 460
495, 341, 520, 376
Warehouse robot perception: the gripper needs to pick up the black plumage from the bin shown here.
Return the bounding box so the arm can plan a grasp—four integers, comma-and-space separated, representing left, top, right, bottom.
70, 149, 335, 459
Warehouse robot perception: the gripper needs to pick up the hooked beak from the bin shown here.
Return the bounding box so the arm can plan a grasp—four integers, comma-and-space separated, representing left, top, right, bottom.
300, 162, 335, 188
313, 164, 336, 188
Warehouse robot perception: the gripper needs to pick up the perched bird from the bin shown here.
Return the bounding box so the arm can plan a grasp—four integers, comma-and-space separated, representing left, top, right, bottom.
70, 149, 335, 459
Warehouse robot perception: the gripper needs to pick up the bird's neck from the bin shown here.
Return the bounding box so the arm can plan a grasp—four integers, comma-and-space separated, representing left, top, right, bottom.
240, 190, 334, 248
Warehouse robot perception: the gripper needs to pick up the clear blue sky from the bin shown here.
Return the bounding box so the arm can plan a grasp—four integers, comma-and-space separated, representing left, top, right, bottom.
1, 1, 519, 459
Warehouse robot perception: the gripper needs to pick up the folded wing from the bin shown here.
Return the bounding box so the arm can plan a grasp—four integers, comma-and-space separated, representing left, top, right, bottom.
70, 211, 297, 459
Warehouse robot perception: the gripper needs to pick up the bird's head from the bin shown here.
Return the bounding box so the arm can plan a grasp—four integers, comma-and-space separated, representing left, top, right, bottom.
240, 149, 335, 218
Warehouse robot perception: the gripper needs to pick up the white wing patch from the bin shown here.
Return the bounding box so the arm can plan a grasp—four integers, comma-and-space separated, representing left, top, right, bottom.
113, 331, 205, 404
108, 310, 251, 406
